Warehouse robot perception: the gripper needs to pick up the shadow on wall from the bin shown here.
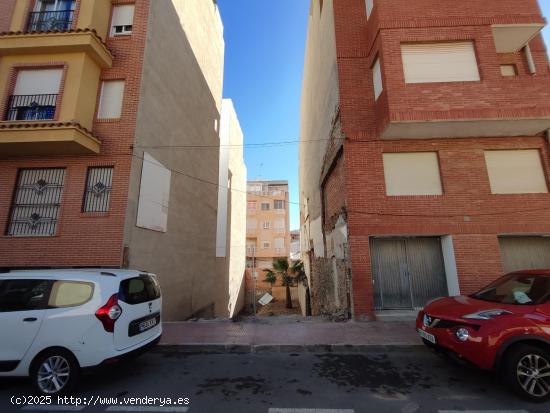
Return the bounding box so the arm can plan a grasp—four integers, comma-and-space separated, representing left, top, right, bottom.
125, 0, 224, 321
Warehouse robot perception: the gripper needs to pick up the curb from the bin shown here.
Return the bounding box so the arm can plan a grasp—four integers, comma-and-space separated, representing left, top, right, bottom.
154, 343, 423, 354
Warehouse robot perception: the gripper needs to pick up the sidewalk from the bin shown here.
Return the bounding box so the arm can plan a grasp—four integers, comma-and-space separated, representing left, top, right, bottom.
159, 316, 422, 353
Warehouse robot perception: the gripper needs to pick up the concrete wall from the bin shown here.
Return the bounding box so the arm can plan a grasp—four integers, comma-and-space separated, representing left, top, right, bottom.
223, 99, 247, 318
124, 0, 225, 321
170, 0, 225, 113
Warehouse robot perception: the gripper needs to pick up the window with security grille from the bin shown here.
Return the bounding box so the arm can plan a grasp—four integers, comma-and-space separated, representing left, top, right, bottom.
7, 168, 65, 236
83, 167, 113, 212
274, 200, 285, 209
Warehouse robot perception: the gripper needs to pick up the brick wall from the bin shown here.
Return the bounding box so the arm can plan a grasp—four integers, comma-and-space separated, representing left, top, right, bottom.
328, 0, 550, 318
0, 0, 150, 268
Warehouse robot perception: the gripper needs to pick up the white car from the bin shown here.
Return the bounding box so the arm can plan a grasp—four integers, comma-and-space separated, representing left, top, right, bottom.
0, 269, 162, 395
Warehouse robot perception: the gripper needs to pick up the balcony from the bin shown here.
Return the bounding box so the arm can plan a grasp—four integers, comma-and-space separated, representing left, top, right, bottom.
246, 247, 257, 256
0, 121, 100, 157
5, 94, 57, 121
492, 23, 544, 53
27, 10, 74, 33
0, 30, 113, 69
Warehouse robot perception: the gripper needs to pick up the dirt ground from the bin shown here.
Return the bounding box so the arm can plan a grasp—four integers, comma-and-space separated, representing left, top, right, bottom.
256, 299, 302, 316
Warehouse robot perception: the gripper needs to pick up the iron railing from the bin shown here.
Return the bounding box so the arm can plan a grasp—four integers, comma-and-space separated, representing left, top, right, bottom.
27, 10, 74, 32
5, 94, 58, 121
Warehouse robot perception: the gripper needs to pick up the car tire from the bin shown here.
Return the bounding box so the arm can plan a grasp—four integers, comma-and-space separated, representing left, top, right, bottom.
502, 344, 550, 403
31, 349, 80, 396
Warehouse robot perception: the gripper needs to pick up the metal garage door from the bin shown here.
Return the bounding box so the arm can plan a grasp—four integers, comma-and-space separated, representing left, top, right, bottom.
371, 237, 448, 310
499, 236, 550, 273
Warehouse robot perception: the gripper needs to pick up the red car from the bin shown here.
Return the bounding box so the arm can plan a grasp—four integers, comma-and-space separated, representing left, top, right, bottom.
417, 270, 550, 402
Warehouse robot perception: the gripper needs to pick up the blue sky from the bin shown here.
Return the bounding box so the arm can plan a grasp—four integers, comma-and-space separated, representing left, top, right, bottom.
219, 0, 550, 231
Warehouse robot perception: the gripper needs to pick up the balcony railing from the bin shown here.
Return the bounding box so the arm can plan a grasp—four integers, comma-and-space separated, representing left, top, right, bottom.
5, 94, 58, 121
246, 247, 257, 256
27, 10, 74, 32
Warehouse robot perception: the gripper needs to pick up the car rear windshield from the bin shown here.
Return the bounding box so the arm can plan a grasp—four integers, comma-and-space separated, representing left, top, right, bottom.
118, 275, 161, 305
472, 273, 550, 305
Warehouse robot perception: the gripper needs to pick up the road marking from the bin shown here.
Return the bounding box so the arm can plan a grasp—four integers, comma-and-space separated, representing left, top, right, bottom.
269, 410, 355, 413
106, 408, 189, 413
436, 394, 482, 400
439, 410, 530, 413
22, 407, 84, 412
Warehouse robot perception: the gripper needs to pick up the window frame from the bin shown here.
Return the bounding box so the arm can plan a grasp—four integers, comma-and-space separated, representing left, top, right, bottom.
110, 4, 135, 37
82, 166, 114, 213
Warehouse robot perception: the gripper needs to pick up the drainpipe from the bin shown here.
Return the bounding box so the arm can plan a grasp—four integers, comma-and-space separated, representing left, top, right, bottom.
525, 44, 536, 74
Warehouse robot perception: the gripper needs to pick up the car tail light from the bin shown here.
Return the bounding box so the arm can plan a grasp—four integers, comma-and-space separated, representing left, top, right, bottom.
95, 294, 122, 333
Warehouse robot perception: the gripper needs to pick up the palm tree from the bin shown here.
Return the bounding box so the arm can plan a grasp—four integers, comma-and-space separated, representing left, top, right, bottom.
273, 258, 305, 309
263, 269, 277, 286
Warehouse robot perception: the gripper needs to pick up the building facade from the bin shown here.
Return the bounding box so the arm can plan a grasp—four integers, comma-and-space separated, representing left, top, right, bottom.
300, 0, 550, 319
0, 0, 245, 321
245, 180, 291, 309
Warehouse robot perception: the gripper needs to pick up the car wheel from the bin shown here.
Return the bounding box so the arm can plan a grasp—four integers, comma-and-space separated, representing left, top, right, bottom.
31, 349, 80, 395
503, 344, 550, 402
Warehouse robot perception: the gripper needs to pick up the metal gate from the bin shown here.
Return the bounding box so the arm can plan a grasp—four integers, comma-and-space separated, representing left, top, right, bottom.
371, 237, 448, 310
499, 236, 550, 273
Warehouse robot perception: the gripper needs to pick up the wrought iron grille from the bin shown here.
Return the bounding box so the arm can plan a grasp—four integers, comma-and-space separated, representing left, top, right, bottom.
7, 168, 66, 237
27, 10, 74, 32
5, 94, 58, 121
83, 167, 113, 213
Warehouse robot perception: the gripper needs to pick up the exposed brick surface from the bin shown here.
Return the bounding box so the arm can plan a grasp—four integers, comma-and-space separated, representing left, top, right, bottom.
326, 0, 550, 318
0, 0, 150, 268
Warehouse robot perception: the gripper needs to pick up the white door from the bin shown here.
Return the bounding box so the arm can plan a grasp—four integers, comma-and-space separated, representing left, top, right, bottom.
0, 279, 50, 367
114, 274, 162, 351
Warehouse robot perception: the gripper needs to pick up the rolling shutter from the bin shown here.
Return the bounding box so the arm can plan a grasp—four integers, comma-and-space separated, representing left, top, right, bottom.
484, 150, 548, 194
14, 69, 63, 95
401, 42, 480, 84
383, 152, 443, 196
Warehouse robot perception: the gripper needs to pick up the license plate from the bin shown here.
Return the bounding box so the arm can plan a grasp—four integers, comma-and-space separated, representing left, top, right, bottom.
139, 317, 157, 332
417, 328, 436, 344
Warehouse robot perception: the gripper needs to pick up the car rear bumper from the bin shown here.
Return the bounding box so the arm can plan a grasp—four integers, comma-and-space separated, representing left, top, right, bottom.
95, 333, 162, 367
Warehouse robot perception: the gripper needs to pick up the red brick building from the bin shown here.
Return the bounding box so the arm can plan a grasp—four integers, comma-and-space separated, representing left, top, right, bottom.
300, 0, 550, 319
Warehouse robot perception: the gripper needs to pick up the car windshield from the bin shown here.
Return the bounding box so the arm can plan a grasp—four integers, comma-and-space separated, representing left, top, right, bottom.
472, 273, 550, 305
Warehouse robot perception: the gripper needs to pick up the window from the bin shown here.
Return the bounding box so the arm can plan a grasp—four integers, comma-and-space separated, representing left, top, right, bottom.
473, 273, 550, 305
274, 219, 286, 233
383, 152, 443, 196
274, 200, 285, 210
401, 42, 480, 84
137, 153, 171, 232
247, 219, 257, 231
111, 4, 134, 36
372, 57, 383, 100
274, 237, 285, 253
261, 240, 271, 249
0, 279, 53, 312
7, 168, 66, 236
29, 0, 75, 31
261, 202, 270, 211
82, 167, 113, 212
97, 80, 125, 119
48, 281, 94, 308
500, 64, 517, 77
263, 221, 271, 230
7, 69, 63, 121
247, 200, 257, 211
246, 258, 254, 269
484, 150, 548, 194
119, 275, 161, 305
366, 0, 374, 19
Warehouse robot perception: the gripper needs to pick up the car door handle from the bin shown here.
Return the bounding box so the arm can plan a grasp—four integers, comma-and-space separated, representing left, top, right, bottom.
23, 317, 37, 322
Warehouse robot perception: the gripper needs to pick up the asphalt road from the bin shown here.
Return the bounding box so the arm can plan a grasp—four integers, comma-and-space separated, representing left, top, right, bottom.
0, 346, 547, 413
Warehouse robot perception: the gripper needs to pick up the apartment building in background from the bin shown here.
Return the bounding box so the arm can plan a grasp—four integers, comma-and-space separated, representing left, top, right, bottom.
245, 180, 290, 309
300, 0, 550, 319
0, 0, 246, 320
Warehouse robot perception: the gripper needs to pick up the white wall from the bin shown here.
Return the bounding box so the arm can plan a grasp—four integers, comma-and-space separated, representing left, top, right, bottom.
220, 99, 247, 318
